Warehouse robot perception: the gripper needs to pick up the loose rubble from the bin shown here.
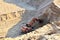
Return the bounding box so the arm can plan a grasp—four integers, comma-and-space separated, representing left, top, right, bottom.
43, 33, 60, 40
0, 24, 57, 40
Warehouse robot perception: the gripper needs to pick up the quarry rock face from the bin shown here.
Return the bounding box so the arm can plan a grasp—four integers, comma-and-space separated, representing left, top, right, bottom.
11, 1, 60, 40
0, 0, 60, 40
47, 3, 60, 30
0, 0, 25, 37
43, 33, 60, 40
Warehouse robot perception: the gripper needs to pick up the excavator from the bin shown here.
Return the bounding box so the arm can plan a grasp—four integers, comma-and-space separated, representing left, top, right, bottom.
21, 18, 44, 33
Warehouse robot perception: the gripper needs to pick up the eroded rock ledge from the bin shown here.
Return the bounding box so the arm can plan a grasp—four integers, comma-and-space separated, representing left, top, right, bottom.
0, 0, 25, 37
0, 24, 56, 40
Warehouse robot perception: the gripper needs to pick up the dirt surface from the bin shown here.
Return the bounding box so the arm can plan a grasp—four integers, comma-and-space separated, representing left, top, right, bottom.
0, 0, 25, 37
0, 0, 60, 40
3, 0, 53, 38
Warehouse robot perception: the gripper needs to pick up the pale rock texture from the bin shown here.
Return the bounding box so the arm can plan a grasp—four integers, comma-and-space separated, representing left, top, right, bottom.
0, 0, 60, 40
43, 33, 60, 40
0, 24, 56, 40
0, 0, 25, 37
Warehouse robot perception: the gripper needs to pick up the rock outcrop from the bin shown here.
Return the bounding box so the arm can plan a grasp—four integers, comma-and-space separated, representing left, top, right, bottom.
0, 0, 60, 40
0, 0, 25, 37
0, 24, 56, 40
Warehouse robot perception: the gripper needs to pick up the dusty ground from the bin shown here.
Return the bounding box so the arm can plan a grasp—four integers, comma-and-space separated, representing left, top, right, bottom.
0, 0, 25, 37
4, 0, 53, 37
0, 0, 60, 40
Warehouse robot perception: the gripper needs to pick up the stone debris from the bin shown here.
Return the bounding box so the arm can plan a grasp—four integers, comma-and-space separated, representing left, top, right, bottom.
43, 33, 60, 40
0, 24, 56, 40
